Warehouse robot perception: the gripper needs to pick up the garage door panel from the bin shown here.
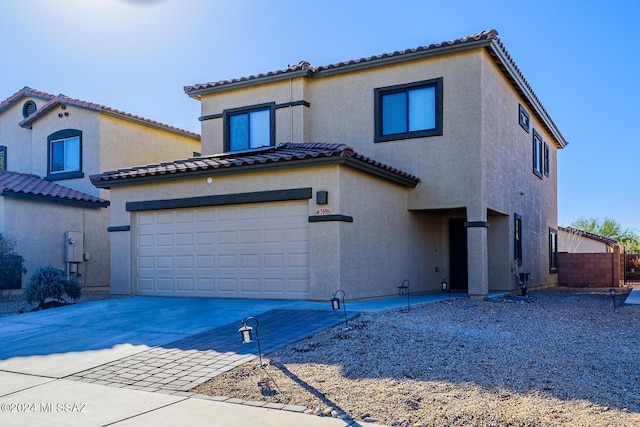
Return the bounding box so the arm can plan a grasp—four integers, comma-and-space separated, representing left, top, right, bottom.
156, 256, 173, 269
156, 234, 173, 246
135, 201, 310, 299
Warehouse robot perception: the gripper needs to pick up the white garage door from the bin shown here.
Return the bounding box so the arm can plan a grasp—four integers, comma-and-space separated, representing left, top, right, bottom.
134, 201, 310, 299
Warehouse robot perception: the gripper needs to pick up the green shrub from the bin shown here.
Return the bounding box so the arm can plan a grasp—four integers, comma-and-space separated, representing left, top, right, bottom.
24, 265, 81, 307
0, 234, 26, 289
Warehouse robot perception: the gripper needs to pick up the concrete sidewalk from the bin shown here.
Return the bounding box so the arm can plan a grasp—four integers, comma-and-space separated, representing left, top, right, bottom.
0, 292, 463, 426
624, 286, 640, 305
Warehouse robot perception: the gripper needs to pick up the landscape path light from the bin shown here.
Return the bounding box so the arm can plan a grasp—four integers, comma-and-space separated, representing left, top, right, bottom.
238, 316, 264, 367
610, 287, 617, 309
398, 279, 410, 312
442, 277, 450, 300
330, 289, 349, 330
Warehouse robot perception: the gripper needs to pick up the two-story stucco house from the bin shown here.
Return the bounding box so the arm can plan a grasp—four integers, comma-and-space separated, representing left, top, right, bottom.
0, 87, 200, 292
92, 30, 568, 300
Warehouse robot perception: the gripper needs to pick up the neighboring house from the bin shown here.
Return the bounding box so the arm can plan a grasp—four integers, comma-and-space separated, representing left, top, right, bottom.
558, 226, 619, 253
92, 29, 568, 300
0, 87, 200, 292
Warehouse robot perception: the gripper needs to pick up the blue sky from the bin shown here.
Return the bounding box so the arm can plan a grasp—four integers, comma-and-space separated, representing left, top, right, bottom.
1, 0, 638, 231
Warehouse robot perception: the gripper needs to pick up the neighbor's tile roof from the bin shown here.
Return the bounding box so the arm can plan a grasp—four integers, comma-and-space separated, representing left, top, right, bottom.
90, 143, 420, 187
0, 170, 109, 208
17, 94, 199, 138
559, 226, 620, 247
0, 86, 57, 113
184, 30, 499, 94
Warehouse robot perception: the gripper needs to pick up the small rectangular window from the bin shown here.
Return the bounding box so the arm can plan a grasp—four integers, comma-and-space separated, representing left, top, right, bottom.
0, 146, 6, 170
533, 130, 543, 179
375, 78, 443, 142
549, 227, 558, 273
544, 143, 550, 177
224, 104, 274, 152
46, 129, 83, 181
519, 104, 530, 133
514, 214, 523, 266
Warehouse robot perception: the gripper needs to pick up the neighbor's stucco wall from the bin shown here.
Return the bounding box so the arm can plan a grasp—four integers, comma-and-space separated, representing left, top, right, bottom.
28, 106, 101, 196
0, 96, 43, 173
99, 114, 201, 173
3, 197, 110, 289
558, 228, 613, 253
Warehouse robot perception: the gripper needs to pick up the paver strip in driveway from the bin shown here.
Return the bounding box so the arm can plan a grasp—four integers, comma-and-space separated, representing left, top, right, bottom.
65, 309, 358, 392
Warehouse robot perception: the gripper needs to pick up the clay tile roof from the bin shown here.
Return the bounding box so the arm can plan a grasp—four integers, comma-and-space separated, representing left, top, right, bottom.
558, 226, 620, 247
184, 30, 498, 94
90, 142, 420, 188
15, 93, 199, 139
0, 170, 109, 208
0, 86, 57, 113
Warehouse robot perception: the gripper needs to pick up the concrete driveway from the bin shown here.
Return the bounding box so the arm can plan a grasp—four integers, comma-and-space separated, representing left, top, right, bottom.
0, 296, 373, 426
0, 293, 456, 426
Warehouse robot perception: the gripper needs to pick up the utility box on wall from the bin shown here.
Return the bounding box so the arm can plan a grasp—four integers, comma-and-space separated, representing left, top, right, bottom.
65, 231, 84, 263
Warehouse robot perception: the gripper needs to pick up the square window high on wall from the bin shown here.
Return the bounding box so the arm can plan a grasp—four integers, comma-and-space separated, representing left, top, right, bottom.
47, 129, 83, 181
224, 104, 274, 152
375, 78, 443, 142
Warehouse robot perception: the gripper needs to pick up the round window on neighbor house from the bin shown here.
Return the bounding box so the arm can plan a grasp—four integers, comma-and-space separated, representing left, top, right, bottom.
22, 100, 37, 118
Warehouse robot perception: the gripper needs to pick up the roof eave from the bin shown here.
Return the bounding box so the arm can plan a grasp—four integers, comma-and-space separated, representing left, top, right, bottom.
185, 69, 314, 99
2, 190, 110, 208
487, 40, 568, 149
91, 155, 419, 189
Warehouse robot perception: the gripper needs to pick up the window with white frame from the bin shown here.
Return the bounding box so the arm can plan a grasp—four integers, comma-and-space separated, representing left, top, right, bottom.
47, 129, 83, 180
224, 104, 274, 152
533, 129, 543, 178
375, 78, 443, 142
544, 143, 550, 177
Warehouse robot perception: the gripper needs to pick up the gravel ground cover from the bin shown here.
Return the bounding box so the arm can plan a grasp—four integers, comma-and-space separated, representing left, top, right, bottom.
0, 290, 118, 318
194, 287, 640, 427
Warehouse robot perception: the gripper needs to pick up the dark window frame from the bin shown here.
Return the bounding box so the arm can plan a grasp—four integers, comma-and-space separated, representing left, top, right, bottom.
46, 129, 84, 181
514, 213, 523, 266
549, 227, 558, 273
223, 103, 275, 152
374, 77, 443, 143
0, 145, 6, 170
519, 104, 530, 133
544, 142, 550, 177
532, 129, 543, 179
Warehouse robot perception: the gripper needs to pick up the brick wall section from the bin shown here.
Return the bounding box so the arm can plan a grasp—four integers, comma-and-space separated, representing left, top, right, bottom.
558, 246, 622, 288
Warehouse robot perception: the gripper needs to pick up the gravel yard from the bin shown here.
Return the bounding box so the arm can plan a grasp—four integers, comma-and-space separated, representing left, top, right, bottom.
0, 290, 118, 318
194, 287, 640, 427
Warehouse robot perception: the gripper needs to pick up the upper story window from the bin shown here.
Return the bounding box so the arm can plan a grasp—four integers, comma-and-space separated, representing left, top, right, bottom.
532, 129, 543, 179
374, 78, 443, 142
224, 104, 274, 152
47, 129, 83, 181
519, 104, 530, 133
0, 146, 6, 170
544, 143, 550, 177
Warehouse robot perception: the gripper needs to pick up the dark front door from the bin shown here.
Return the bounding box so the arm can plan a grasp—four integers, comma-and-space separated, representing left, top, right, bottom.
449, 218, 468, 291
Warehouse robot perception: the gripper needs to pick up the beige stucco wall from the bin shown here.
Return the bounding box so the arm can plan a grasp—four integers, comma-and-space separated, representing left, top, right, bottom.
106, 164, 431, 299
558, 229, 612, 253
99, 114, 201, 172
0, 96, 42, 173
2, 197, 110, 290
480, 50, 559, 289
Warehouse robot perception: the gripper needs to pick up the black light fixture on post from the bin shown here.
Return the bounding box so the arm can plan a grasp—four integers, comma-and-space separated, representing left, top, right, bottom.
330, 289, 349, 329
239, 316, 264, 367
398, 279, 410, 312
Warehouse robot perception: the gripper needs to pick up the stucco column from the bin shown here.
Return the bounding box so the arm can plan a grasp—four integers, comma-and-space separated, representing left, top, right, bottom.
466, 223, 489, 299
